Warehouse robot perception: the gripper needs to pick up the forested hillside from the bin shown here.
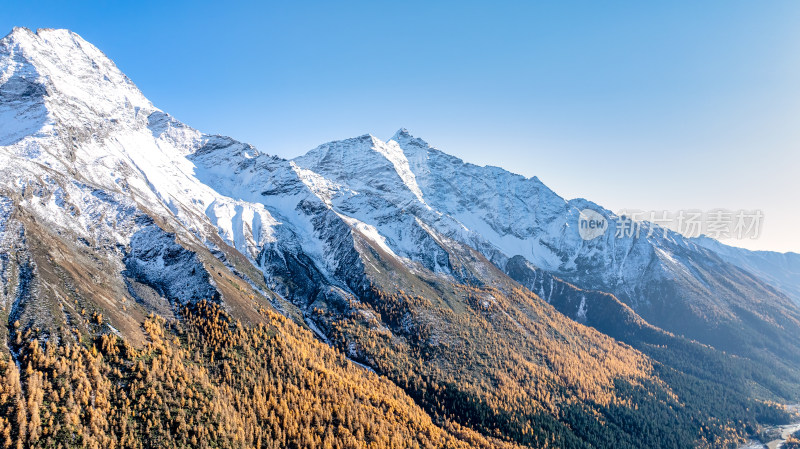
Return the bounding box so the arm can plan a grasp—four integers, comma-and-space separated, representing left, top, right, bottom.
0, 301, 517, 449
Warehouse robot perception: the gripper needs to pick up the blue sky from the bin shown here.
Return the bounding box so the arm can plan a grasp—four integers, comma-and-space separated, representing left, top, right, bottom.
3, 1, 800, 252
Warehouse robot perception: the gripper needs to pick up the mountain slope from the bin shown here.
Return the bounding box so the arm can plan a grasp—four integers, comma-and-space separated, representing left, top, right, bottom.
0, 27, 514, 449
694, 235, 800, 305
185, 101, 719, 449
186, 118, 800, 446
1, 27, 799, 449
384, 130, 800, 364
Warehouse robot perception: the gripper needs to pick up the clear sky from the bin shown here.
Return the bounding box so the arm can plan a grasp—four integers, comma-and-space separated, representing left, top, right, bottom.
3, 1, 800, 252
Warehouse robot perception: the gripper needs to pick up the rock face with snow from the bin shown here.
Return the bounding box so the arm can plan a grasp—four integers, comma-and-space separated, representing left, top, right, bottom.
694, 235, 800, 305
0, 27, 288, 345
2, 25, 800, 360
3, 28, 800, 447
284, 127, 800, 363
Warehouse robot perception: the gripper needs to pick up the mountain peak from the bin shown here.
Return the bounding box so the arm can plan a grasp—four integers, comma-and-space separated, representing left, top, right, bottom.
1, 26, 66, 42
390, 127, 432, 149
293, 132, 427, 203
3, 27, 94, 54
0, 27, 153, 125
392, 127, 411, 138
3, 26, 34, 40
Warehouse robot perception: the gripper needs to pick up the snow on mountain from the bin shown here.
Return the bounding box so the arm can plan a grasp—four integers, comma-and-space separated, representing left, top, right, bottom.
296, 133, 426, 205
297, 127, 691, 307
0, 28, 295, 340
2, 27, 800, 363
0, 195, 15, 309
385, 130, 800, 349
0, 27, 150, 146
0, 28, 280, 264
0, 27, 686, 319
694, 236, 800, 305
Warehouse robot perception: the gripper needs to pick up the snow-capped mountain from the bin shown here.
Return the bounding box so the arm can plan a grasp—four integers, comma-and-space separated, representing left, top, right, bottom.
0, 27, 293, 343
694, 235, 800, 305
4, 24, 800, 352
4, 25, 800, 361
3, 27, 800, 449
287, 128, 800, 361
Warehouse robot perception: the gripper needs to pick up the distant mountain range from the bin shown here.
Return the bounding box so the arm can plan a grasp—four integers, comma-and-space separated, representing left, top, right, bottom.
693, 236, 800, 305
1, 27, 799, 449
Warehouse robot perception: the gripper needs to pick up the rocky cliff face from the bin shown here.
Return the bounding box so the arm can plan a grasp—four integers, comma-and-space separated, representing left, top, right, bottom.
2, 27, 800, 449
